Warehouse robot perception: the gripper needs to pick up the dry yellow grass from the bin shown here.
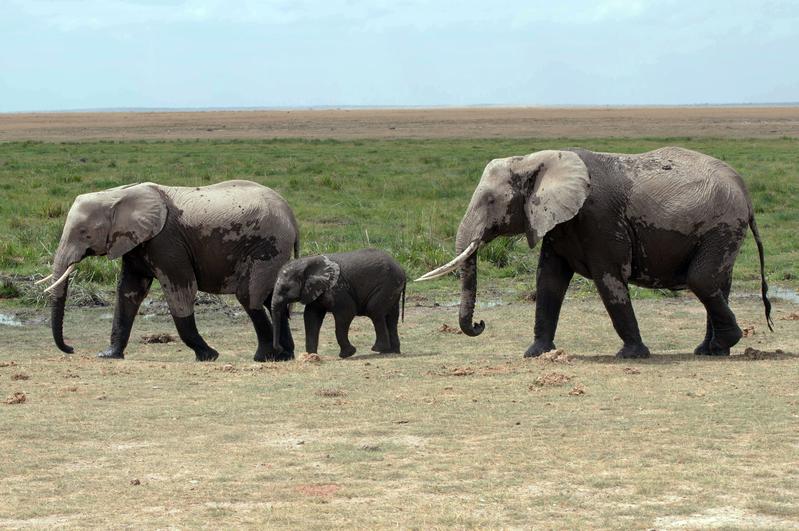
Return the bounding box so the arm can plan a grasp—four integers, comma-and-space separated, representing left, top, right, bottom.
1, 293, 797, 529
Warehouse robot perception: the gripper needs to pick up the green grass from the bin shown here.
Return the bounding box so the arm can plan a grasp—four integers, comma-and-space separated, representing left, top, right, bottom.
1, 138, 797, 304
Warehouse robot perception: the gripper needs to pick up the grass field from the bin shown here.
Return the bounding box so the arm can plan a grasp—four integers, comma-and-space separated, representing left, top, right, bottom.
1, 135, 798, 528
1, 296, 798, 528
1, 137, 798, 306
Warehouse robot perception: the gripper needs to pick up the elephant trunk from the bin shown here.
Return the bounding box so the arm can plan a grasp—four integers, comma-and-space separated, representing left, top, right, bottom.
270, 297, 286, 354
456, 213, 485, 337
49, 247, 82, 354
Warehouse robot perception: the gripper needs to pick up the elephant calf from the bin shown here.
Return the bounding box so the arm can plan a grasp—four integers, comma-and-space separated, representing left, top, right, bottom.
271, 249, 406, 358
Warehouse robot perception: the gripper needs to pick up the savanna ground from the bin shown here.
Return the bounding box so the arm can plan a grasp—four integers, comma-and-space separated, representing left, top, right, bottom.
1, 108, 798, 528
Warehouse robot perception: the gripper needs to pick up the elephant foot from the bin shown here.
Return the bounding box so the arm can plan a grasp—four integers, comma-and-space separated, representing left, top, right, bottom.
253, 347, 294, 362
339, 345, 357, 359
371, 342, 396, 354
195, 347, 220, 362
616, 343, 651, 359
97, 347, 124, 359
695, 340, 730, 356
523, 340, 556, 358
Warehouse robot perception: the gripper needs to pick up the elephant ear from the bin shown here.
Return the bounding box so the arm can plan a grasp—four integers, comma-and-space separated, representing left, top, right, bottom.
301, 256, 340, 304
517, 150, 590, 248
107, 183, 168, 259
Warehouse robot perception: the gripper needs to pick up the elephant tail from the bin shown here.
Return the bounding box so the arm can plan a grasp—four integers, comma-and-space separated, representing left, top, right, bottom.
401, 281, 406, 323
293, 236, 300, 259
749, 215, 773, 332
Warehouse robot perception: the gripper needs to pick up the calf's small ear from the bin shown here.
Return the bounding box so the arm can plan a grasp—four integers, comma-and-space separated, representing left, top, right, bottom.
301, 256, 340, 304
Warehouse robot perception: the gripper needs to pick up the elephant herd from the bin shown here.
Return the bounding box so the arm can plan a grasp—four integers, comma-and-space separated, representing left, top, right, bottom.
39, 146, 773, 361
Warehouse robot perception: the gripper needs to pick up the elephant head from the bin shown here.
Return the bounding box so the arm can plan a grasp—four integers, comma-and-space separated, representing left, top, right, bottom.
417, 150, 590, 336
43, 183, 167, 353
270, 256, 340, 353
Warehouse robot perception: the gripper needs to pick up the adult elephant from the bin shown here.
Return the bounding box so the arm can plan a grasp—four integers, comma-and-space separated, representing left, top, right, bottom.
418, 147, 772, 358
40, 180, 299, 362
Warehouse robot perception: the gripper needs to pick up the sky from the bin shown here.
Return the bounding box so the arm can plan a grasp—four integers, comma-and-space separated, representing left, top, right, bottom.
1, 0, 798, 112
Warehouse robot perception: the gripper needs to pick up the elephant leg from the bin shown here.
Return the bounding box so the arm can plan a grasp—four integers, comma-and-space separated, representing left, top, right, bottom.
594, 270, 650, 359
171, 313, 219, 361
370, 313, 392, 353
304, 305, 326, 354
100, 259, 153, 359
694, 278, 732, 355
386, 304, 401, 354
525, 240, 574, 358
161, 279, 218, 361
690, 272, 740, 356
277, 306, 295, 359
334, 311, 357, 358
243, 307, 287, 362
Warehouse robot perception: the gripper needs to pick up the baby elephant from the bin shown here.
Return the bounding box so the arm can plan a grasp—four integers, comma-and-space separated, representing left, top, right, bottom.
270, 249, 406, 358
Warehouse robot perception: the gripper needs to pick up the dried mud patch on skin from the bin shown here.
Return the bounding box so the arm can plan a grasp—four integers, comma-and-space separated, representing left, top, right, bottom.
140, 332, 177, 344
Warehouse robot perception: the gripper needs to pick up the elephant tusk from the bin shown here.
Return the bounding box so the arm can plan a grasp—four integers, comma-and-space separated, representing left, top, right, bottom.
43, 264, 77, 293
415, 241, 480, 281
34, 274, 54, 285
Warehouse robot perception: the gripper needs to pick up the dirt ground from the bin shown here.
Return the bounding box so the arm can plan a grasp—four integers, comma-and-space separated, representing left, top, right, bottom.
2, 106, 799, 142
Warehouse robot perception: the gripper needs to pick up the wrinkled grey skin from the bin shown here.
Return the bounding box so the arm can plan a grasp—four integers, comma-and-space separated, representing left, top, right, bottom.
440, 147, 772, 358
271, 249, 406, 358
47, 180, 299, 362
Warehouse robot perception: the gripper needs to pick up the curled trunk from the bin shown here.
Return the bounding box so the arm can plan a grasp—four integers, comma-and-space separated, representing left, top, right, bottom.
50, 276, 73, 353
48, 247, 82, 354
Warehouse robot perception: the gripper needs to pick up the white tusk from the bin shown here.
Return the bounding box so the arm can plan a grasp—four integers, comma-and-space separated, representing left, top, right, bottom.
43, 264, 77, 293
34, 274, 54, 285
415, 241, 480, 281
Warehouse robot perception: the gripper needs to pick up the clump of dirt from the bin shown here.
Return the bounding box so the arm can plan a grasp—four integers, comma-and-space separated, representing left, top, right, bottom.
568, 385, 586, 396
140, 332, 176, 344
217, 364, 236, 372
740, 347, 777, 360
295, 483, 340, 497
12, 373, 29, 380
301, 353, 322, 363
359, 443, 381, 452
0, 361, 17, 368
450, 367, 475, 376
538, 349, 573, 364
438, 323, 463, 334
741, 325, 756, 337
532, 372, 572, 387
130, 479, 141, 486
316, 388, 346, 398
780, 312, 799, 321
5, 392, 26, 404
623, 367, 641, 374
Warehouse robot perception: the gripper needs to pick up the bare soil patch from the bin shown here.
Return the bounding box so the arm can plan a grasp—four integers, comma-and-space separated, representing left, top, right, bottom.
2, 106, 799, 141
